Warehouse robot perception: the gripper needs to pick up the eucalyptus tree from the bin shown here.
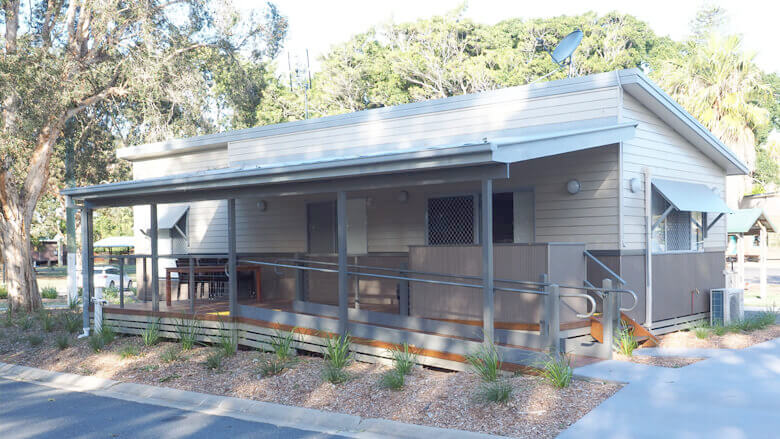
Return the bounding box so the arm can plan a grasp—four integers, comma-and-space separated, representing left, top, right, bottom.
0, 0, 287, 311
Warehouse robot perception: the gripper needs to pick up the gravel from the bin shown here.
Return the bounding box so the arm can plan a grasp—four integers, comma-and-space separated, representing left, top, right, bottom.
0, 310, 621, 439
657, 325, 780, 350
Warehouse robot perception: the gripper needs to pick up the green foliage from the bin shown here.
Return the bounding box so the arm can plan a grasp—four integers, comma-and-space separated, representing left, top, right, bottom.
88, 334, 105, 352
465, 340, 502, 382
323, 334, 353, 371
175, 318, 200, 351
56, 334, 70, 350
258, 357, 287, 377
119, 345, 140, 359
103, 287, 119, 304
39, 312, 55, 332
28, 335, 44, 347
61, 312, 81, 334
161, 347, 182, 363
217, 326, 238, 357
614, 322, 639, 357
205, 351, 223, 370
142, 320, 161, 346
69, 296, 81, 311
40, 287, 58, 299
322, 365, 350, 384
688, 320, 711, 339
388, 343, 417, 376
100, 325, 117, 344
476, 380, 513, 404
712, 325, 727, 336
0, 284, 7, 299
379, 368, 405, 390
269, 327, 297, 362
539, 353, 573, 389
18, 316, 33, 330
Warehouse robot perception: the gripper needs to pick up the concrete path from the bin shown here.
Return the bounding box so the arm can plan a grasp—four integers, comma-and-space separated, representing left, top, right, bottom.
559, 337, 780, 439
0, 378, 341, 439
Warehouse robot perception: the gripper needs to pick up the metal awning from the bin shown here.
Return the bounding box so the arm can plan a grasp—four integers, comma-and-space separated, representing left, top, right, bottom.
652, 179, 731, 213
158, 204, 189, 229
727, 208, 777, 234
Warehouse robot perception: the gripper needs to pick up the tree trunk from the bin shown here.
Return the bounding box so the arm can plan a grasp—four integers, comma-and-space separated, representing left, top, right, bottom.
0, 217, 42, 312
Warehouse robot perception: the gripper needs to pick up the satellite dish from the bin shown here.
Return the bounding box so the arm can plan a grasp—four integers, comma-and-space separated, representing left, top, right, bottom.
550, 29, 583, 67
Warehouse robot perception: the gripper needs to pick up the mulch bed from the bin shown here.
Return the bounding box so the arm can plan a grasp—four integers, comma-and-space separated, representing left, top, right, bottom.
614, 354, 704, 368
657, 325, 780, 350
0, 309, 621, 439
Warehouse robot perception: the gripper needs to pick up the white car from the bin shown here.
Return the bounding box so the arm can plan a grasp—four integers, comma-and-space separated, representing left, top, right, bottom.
78, 265, 133, 290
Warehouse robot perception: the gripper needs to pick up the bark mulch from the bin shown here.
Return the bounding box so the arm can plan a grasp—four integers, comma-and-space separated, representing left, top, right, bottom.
0, 309, 621, 439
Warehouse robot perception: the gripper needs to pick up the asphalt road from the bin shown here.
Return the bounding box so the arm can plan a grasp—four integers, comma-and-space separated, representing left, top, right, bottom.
0, 378, 348, 439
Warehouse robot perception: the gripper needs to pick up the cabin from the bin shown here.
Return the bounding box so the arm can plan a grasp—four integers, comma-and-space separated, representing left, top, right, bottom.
62, 69, 747, 369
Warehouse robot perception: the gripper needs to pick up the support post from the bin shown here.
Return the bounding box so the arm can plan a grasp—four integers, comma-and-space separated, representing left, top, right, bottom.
398, 262, 409, 316
80, 207, 93, 335
643, 168, 653, 327
189, 257, 195, 314
119, 257, 124, 309
142, 257, 147, 302
759, 223, 767, 299
150, 204, 159, 312
65, 196, 78, 306
737, 234, 745, 289
545, 284, 560, 355
228, 198, 238, 316
295, 259, 306, 302
602, 278, 615, 360
481, 179, 494, 342
538, 274, 549, 338
337, 191, 348, 335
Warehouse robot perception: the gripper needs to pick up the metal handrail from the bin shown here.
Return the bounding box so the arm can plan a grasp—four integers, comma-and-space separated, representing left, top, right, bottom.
561, 292, 597, 318
584, 250, 626, 285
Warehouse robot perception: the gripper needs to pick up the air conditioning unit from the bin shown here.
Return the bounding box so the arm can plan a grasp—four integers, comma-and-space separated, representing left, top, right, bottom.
710, 288, 744, 326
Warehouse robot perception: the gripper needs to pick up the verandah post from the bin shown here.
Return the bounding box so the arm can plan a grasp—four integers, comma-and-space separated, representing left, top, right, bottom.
481, 179, 494, 343
80, 206, 93, 334
337, 191, 348, 336
119, 256, 124, 308
150, 204, 159, 312
398, 262, 409, 316
228, 198, 238, 317
546, 284, 560, 355
602, 278, 615, 359
189, 256, 195, 314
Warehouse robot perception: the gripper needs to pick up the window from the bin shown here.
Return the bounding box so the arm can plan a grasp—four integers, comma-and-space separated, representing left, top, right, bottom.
427, 195, 476, 245
492, 193, 514, 243
652, 189, 702, 252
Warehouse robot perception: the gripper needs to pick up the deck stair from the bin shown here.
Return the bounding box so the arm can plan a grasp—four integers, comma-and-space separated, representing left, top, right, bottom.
590, 312, 659, 347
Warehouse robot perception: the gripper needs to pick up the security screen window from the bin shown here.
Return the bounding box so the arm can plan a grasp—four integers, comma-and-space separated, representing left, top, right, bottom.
427, 195, 476, 245
651, 188, 703, 252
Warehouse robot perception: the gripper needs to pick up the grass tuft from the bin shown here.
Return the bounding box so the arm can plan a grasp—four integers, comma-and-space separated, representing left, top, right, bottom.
465, 340, 502, 382
142, 319, 161, 346
614, 321, 638, 357
476, 380, 513, 403
324, 334, 352, 370
258, 357, 287, 377
28, 335, 43, 347
40, 287, 58, 299
388, 342, 417, 376
175, 318, 199, 351
379, 368, 405, 390
88, 333, 105, 352
217, 324, 237, 357
39, 311, 56, 332
61, 312, 81, 334
539, 352, 573, 389
161, 347, 182, 363
269, 327, 297, 362
56, 334, 70, 350
204, 351, 223, 370
119, 345, 140, 359
322, 365, 350, 384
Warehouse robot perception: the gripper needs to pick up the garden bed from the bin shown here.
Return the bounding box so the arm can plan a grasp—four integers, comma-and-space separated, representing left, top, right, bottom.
658, 321, 779, 350
614, 353, 704, 368
0, 309, 621, 439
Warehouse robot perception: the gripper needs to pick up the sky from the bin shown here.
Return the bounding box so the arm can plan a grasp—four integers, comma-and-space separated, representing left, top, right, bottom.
234, 0, 780, 74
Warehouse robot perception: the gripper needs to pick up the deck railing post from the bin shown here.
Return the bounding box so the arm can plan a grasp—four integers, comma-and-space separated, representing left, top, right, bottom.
227, 199, 238, 317
547, 284, 560, 356
142, 257, 147, 302
337, 191, 348, 335
150, 204, 159, 312
538, 273, 549, 338
189, 256, 195, 314
602, 278, 615, 359
398, 262, 409, 316
481, 179, 494, 343
119, 257, 124, 309
295, 260, 306, 302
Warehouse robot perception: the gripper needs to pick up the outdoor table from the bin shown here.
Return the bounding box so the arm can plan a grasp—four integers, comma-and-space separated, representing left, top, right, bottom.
165, 265, 262, 306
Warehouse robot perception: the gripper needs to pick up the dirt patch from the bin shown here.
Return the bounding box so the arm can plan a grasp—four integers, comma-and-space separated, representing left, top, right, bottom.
657, 325, 780, 350
0, 309, 621, 439
614, 353, 703, 368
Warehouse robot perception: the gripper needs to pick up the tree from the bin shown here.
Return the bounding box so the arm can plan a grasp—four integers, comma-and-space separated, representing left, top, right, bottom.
0, 0, 287, 312
652, 33, 770, 206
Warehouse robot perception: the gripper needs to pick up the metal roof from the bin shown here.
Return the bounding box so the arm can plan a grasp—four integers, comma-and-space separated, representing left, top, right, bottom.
157, 204, 189, 229
93, 236, 135, 248
727, 208, 777, 234
652, 178, 731, 213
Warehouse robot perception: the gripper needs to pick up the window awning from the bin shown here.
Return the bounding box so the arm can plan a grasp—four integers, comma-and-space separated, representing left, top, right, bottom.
652, 179, 731, 213
157, 204, 189, 229
727, 208, 777, 234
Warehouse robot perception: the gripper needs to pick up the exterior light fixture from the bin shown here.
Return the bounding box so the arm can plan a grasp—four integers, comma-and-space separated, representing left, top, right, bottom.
566, 179, 581, 195
257, 200, 268, 212
629, 178, 642, 193
397, 190, 409, 203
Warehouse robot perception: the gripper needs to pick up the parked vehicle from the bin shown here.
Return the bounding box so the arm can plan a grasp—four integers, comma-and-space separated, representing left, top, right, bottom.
78, 265, 133, 289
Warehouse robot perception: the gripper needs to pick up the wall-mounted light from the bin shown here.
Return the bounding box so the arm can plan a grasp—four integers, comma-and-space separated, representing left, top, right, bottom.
629, 178, 642, 193
566, 179, 581, 195
397, 190, 409, 203
257, 200, 268, 212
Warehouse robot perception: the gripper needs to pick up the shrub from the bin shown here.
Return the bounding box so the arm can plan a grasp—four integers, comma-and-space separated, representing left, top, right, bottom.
389, 342, 417, 376
217, 324, 237, 357
476, 380, 513, 404
28, 335, 44, 347
56, 334, 70, 350
175, 318, 199, 350
142, 319, 161, 346
688, 320, 710, 339
18, 316, 33, 330
258, 357, 287, 377
324, 334, 352, 370
40, 287, 58, 299
322, 365, 350, 384
204, 351, 223, 370
712, 325, 727, 336
161, 347, 182, 363
88, 333, 106, 352
379, 368, 405, 390
119, 345, 140, 359
539, 353, 573, 389
103, 287, 119, 304
100, 324, 117, 344
69, 296, 81, 311
465, 340, 502, 382
614, 322, 638, 357
269, 327, 297, 361
61, 312, 81, 334
39, 312, 55, 332
0, 284, 8, 299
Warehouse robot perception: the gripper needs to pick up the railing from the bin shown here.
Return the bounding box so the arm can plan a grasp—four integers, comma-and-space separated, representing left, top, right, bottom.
584, 250, 626, 285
